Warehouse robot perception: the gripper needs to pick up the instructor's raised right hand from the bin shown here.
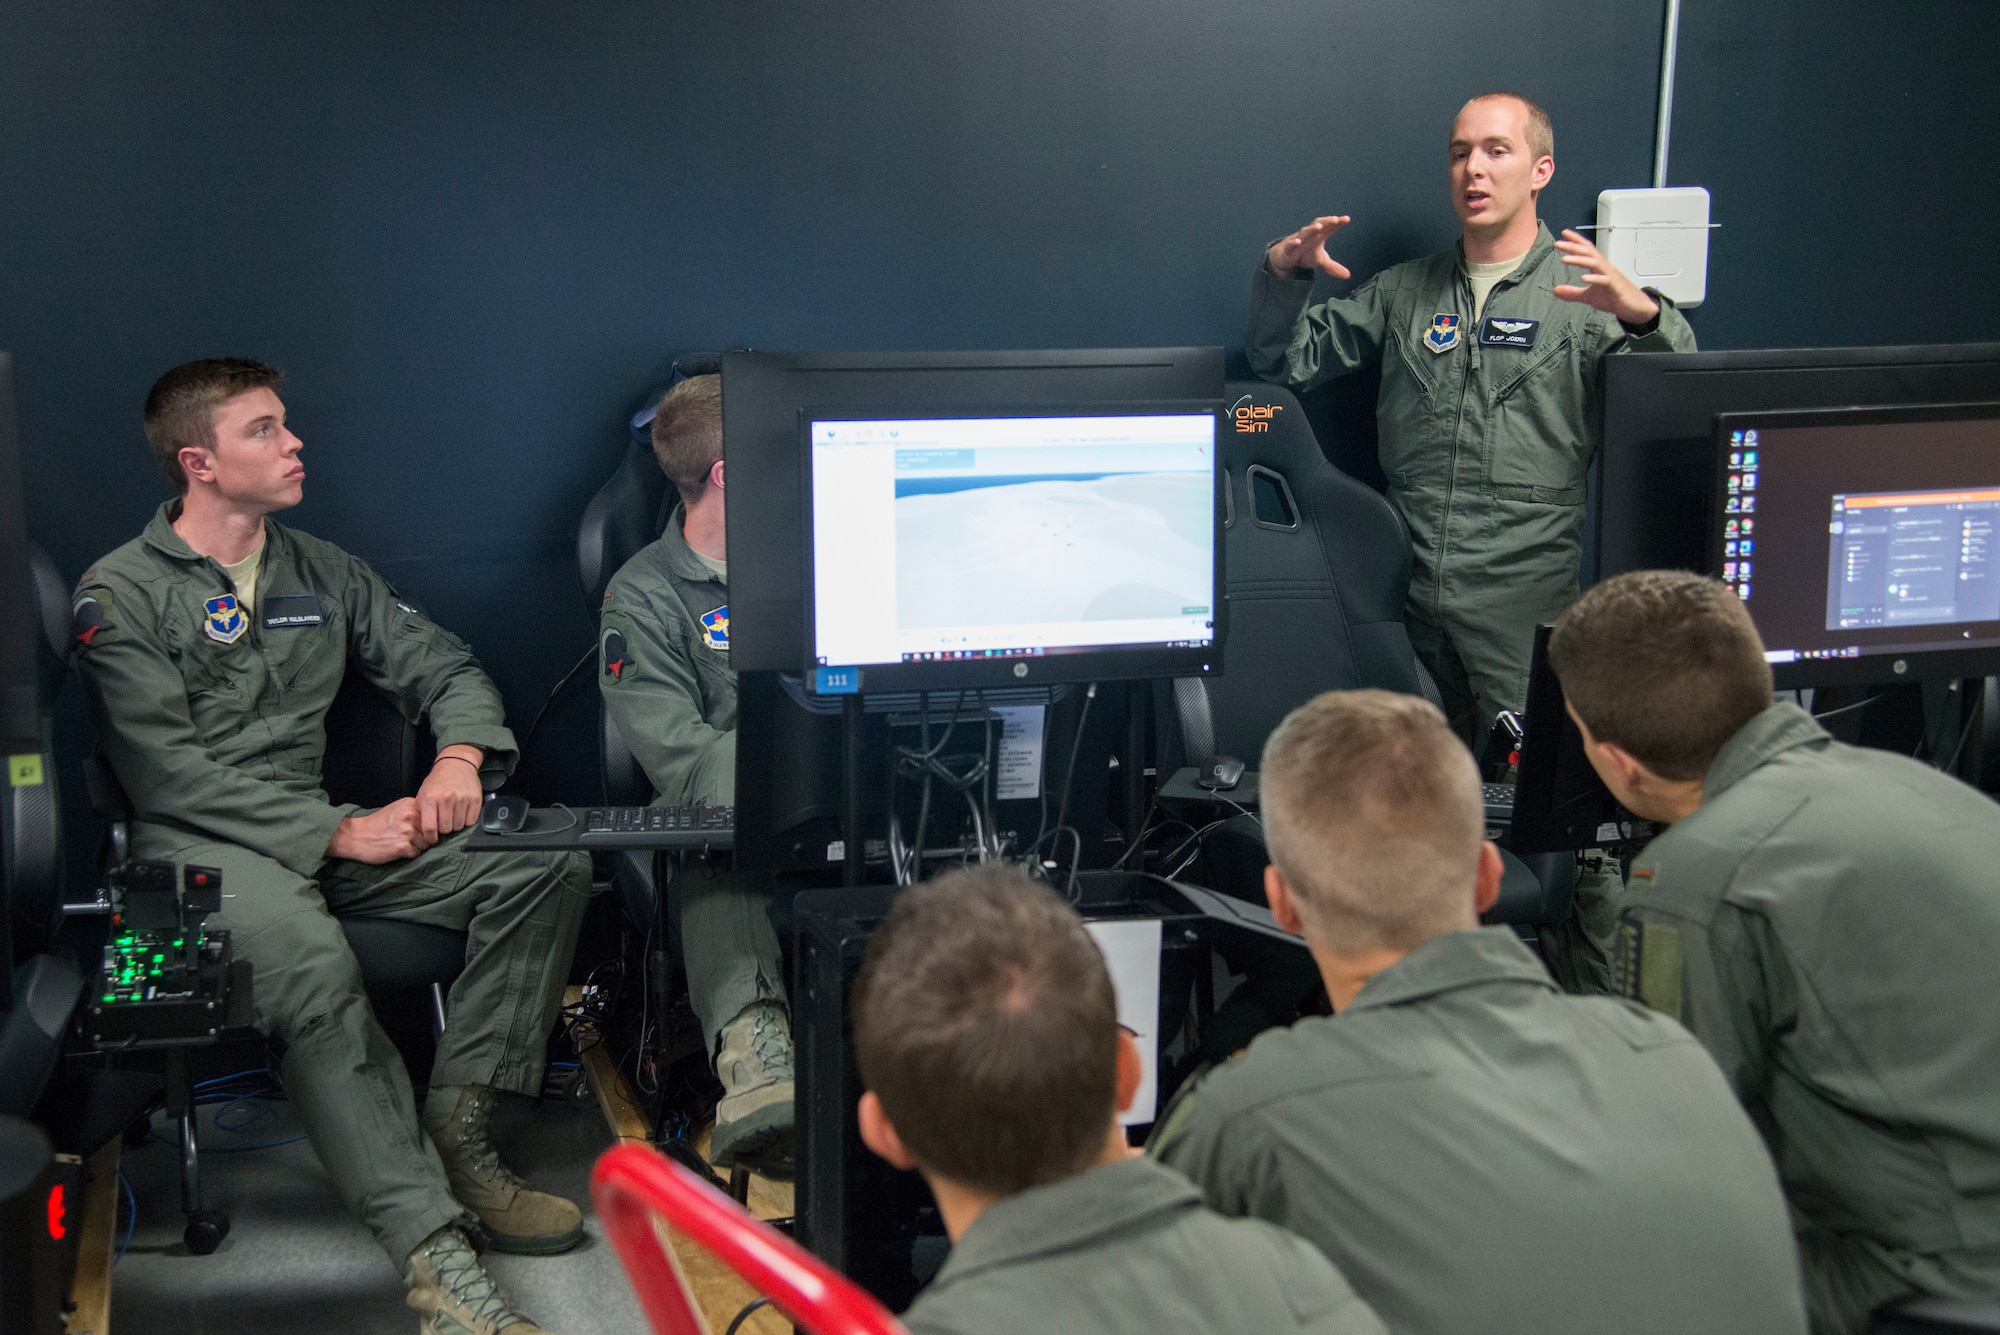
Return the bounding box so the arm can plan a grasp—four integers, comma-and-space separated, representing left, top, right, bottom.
327, 797, 436, 864
1266, 216, 1353, 279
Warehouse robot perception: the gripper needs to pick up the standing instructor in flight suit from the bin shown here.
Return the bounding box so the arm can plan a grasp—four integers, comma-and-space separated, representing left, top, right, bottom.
1249, 92, 1697, 739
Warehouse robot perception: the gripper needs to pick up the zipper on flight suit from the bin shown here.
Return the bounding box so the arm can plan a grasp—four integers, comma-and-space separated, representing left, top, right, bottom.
1437, 262, 1480, 615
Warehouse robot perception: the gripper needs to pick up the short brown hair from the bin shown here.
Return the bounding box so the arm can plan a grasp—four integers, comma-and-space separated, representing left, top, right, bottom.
1260, 689, 1483, 953
853, 864, 1117, 1196
143, 358, 283, 493
650, 374, 723, 501
1549, 571, 1774, 781
1465, 91, 1554, 163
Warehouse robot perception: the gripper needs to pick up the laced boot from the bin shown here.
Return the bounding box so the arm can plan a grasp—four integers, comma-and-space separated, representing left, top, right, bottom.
424, 1086, 584, 1255
709, 1001, 796, 1172
404, 1226, 553, 1335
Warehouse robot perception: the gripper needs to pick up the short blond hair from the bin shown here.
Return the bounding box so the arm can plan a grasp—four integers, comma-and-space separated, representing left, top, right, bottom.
1259, 690, 1483, 952
1464, 91, 1554, 163
650, 374, 722, 501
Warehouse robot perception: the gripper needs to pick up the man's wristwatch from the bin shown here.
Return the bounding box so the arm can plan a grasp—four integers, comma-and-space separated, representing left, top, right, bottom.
1619, 288, 1666, 336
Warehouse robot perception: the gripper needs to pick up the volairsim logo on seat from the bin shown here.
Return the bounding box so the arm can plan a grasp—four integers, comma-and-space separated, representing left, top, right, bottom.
1233, 401, 1284, 433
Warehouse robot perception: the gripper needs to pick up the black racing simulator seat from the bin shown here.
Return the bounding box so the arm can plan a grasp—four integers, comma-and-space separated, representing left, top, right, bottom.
1165, 382, 1569, 930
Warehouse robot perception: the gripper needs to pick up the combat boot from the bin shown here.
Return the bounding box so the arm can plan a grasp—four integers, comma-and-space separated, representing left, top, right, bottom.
404, 1226, 554, 1335
425, 1086, 585, 1255
710, 1000, 796, 1171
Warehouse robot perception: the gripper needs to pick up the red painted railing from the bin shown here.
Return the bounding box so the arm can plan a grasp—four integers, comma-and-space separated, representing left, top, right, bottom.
591, 1143, 911, 1335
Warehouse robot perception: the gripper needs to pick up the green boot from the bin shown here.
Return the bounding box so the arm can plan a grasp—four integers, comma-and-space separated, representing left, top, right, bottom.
710, 1001, 796, 1172
424, 1086, 585, 1256
404, 1226, 553, 1335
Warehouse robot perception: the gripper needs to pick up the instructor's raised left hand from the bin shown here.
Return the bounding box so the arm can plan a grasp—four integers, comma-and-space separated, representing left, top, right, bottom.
1553, 229, 1660, 325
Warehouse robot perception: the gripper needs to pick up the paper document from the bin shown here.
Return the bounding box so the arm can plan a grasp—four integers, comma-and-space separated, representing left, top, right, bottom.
1084, 918, 1162, 1125
992, 704, 1045, 801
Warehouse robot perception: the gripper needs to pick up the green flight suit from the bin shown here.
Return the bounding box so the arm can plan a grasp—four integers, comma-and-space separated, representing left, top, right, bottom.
1247, 223, 1698, 734
900, 1156, 1385, 1335
597, 508, 783, 1054
1152, 926, 1807, 1335
71, 503, 591, 1266
1611, 703, 2000, 1332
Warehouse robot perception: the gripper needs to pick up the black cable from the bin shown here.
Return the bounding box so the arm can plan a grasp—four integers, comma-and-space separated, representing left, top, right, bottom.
1046, 682, 1098, 850
1941, 700, 1983, 775
724, 1297, 771, 1335
1812, 693, 1883, 723
517, 643, 598, 774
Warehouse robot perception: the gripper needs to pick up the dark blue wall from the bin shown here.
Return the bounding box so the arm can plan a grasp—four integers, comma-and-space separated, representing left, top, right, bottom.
1, 0, 1993, 811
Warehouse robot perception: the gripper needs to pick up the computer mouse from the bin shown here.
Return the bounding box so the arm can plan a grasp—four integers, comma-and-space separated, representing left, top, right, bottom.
1198, 755, 1246, 791
479, 793, 532, 834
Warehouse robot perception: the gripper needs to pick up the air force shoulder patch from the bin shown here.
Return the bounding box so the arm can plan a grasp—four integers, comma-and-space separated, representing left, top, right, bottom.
700, 605, 729, 652
1424, 313, 1462, 354
71, 592, 114, 648
203, 594, 248, 644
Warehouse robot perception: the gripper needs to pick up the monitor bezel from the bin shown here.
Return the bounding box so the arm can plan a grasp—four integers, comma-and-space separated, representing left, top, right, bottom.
798, 399, 1227, 694
1711, 400, 2000, 689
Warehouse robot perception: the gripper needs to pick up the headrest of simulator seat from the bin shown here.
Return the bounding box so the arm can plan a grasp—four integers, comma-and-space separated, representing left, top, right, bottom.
1222, 384, 1328, 475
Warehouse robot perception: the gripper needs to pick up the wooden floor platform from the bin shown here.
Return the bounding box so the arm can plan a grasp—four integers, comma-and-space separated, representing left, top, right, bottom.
572, 985, 796, 1335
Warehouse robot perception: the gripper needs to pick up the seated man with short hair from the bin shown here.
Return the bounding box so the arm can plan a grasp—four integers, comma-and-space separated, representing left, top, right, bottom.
1550, 570, 2000, 1333
597, 373, 792, 1168
1151, 688, 1807, 1335
854, 864, 1386, 1335
73, 359, 591, 1335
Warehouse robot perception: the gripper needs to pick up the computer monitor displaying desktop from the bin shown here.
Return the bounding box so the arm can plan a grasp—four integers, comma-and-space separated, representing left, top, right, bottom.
1596, 343, 2000, 583
805, 405, 1222, 693
1709, 403, 2000, 688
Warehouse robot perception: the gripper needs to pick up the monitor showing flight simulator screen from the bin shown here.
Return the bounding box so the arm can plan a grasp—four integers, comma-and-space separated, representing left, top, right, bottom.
1711, 402, 2000, 685
805, 405, 1221, 692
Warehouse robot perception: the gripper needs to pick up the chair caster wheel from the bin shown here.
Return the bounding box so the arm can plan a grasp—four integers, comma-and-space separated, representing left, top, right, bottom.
184, 1209, 229, 1255
565, 1068, 593, 1112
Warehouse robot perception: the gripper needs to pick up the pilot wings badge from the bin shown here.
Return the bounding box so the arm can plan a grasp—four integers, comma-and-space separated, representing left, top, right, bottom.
203, 594, 248, 644
700, 605, 729, 652
1424, 313, 1462, 354
1478, 315, 1541, 349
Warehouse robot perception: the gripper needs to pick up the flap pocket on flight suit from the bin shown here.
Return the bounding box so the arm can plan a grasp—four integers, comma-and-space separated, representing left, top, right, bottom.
1486, 321, 1587, 496
265, 592, 341, 695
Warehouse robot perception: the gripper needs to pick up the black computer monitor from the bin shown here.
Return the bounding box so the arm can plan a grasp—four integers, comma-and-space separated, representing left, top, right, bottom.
1596, 344, 2000, 583
1708, 403, 2000, 689
722, 347, 1226, 673
802, 402, 1223, 694
1507, 623, 1638, 855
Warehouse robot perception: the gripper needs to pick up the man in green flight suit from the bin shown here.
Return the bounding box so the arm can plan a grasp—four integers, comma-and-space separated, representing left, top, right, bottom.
71, 359, 591, 1335
854, 863, 1387, 1335
1550, 570, 2000, 1333
1150, 688, 1807, 1335
1248, 91, 1698, 740
597, 374, 793, 1168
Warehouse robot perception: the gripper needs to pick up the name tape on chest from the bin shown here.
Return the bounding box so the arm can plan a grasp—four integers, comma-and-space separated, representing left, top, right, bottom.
1478, 316, 1541, 349
261, 593, 325, 629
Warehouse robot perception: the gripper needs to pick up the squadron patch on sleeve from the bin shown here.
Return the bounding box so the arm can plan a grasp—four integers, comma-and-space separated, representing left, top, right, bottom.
601, 626, 631, 682
71, 591, 115, 648
699, 605, 729, 652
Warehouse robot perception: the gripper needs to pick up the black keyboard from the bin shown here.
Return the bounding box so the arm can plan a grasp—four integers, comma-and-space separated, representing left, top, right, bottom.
1483, 782, 1516, 823
580, 804, 734, 848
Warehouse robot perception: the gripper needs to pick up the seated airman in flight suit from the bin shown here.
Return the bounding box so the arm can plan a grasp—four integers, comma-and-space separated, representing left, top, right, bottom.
1250, 92, 1697, 741
1551, 570, 2000, 1333
1150, 688, 1807, 1335
596, 373, 793, 1168
854, 864, 1387, 1335
71, 360, 591, 1335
